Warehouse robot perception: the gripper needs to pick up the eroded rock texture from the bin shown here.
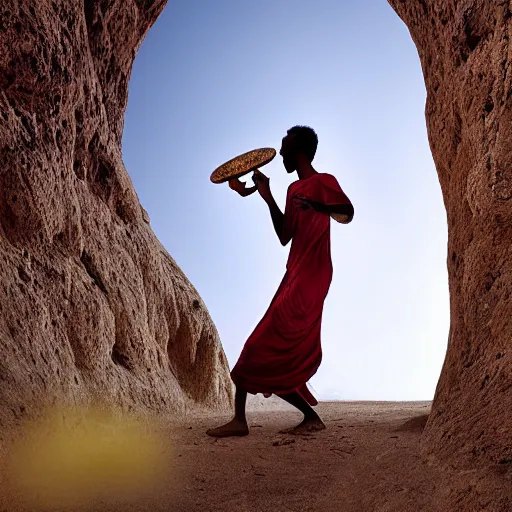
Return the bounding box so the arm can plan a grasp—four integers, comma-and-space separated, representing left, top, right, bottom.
0, 0, 233, 426
388, 1, 512, 466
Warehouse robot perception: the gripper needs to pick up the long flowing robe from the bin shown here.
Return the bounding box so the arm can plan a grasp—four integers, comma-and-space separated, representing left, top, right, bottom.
230, 172, 353, 406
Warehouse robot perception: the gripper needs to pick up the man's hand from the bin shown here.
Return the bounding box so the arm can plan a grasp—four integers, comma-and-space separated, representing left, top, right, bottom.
228, 177, 257, 197
252, 170, 272, 202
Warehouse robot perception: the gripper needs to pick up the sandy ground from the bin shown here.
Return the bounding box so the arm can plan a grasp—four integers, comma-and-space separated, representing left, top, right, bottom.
1, 401, 511, 512
168, 401, 435, 512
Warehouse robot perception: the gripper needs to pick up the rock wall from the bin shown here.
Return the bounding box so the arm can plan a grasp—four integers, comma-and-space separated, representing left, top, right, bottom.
0, 0, 233, 427
388, 0, 512, 465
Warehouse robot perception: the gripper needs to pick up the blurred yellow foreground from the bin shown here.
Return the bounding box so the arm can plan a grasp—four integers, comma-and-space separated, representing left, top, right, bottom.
4, 404, 169, 511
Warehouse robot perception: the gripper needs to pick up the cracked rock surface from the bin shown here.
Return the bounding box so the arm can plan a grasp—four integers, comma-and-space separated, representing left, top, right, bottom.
0, 0, 233, 427
388, 0, 512, 466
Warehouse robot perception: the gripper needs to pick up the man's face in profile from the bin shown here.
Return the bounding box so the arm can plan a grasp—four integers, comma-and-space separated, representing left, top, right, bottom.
280, 133, 297, 173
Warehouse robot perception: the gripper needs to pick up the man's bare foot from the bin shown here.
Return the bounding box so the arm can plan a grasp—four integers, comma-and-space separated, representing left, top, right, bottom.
206, 418, 249, 438
279, 416, 326, 435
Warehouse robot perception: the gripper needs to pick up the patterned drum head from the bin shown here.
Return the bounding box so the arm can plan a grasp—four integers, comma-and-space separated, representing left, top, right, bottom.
210, 148, 277, 184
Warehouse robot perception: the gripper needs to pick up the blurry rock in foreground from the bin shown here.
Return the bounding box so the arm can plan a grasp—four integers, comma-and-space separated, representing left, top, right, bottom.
4, 404, 170, 511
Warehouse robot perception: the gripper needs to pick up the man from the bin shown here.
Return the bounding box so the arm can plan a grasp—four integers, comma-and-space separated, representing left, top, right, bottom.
207, 126, 354, 437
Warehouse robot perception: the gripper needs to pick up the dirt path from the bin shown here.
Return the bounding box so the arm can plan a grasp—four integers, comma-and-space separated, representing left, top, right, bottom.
165, 401, 434, 512
2, 401, 510, 512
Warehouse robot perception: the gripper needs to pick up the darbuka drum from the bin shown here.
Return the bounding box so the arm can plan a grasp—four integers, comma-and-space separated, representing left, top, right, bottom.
210, 148, 276, 184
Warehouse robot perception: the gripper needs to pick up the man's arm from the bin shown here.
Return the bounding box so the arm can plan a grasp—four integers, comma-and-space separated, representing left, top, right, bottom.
252, 170, 291, 246
307, 200, 354, 223
264, 194, 291, 246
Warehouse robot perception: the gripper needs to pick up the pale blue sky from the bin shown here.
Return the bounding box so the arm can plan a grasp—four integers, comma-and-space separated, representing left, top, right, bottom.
123, 1, 449, 401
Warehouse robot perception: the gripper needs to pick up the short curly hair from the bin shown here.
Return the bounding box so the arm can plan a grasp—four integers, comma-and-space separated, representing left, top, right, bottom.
287, 125, 318, 162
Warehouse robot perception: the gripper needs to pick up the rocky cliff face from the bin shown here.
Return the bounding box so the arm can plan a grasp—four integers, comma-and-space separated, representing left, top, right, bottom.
0, 0, 233, 426
388, 0, 512, 465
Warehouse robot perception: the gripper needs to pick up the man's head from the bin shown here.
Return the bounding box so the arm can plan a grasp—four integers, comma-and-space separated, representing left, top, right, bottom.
279, 125, 318, 173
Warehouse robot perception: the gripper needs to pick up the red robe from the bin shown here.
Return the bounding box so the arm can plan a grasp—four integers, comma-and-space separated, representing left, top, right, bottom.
231, 173, 352, 406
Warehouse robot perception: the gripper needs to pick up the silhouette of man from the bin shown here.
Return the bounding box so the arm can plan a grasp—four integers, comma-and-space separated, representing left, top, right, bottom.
207, 126, 354, 437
